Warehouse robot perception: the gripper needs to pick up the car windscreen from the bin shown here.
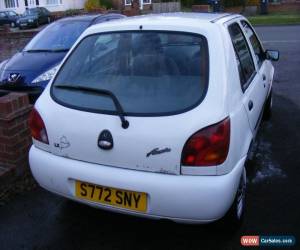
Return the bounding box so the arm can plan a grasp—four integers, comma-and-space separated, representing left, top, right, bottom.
23, 9, 37, 16
51, 31, 209, 116
24, 21, 89, 51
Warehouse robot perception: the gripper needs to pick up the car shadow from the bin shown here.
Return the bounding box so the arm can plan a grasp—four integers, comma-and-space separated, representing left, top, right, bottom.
58, 199, 241, 250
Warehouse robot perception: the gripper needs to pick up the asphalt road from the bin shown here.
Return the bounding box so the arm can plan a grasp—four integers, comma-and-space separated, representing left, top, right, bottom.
0, 25, 299, 250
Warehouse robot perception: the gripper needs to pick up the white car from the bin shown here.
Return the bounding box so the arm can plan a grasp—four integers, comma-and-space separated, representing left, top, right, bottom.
29, 13, 279, 225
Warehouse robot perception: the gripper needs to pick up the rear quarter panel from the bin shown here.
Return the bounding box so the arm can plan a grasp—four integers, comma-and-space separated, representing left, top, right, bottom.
216, 20, 253, 175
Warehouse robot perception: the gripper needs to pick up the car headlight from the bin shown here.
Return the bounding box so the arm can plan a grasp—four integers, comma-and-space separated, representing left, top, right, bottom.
32, 65, 59, 84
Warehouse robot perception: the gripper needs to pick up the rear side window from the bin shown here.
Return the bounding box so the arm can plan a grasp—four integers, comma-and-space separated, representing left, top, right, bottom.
241, 20, 264, 68
9, 11, 17, 16
51, 31, 209, 116
228, 23, 255, 91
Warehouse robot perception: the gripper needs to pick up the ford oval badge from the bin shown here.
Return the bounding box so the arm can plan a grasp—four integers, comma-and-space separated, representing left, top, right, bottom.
98, 130, 113, 150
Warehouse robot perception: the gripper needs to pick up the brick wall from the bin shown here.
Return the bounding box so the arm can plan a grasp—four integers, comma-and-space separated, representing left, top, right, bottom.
268, 2, 300, 12
0, 93, 32, 188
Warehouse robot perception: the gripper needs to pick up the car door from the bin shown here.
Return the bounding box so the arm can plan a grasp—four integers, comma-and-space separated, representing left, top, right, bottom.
0, 12, 9, 25
7, 11, 17, 26
240, 20, 272, 99
42, 8, 50, 23
8, 11, 18, 22
40, 8, 46, 23
0, 12, 6, 25
37, 8, 43, 23
228, 22, 266, 133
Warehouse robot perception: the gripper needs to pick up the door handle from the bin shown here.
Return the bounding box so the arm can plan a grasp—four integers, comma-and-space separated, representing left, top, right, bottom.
248, 100, 254, 111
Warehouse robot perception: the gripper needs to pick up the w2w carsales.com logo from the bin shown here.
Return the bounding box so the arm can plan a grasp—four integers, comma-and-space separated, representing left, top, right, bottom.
241, 235, 295, 247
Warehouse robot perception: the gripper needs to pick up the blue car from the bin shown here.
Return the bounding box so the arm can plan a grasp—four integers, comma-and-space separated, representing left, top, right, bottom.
0, 11, 19, 28
17, 7, 52, 29
0, 14, 125, 103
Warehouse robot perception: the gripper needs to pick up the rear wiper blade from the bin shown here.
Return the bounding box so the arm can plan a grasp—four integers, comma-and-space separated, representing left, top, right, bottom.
26, 49, 53, 52
26, 49, 69, 53
54, 84, 129, 129
51, 48, 70, 52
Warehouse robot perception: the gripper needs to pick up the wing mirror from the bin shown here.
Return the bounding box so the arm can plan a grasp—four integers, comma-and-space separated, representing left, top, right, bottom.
265, 50, 279, 61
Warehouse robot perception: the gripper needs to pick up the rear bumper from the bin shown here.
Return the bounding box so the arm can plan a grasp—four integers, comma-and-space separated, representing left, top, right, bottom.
29, 146, 245, 224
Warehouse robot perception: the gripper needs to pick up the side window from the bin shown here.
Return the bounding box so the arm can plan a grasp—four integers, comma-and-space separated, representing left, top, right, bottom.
241, 20, 264, 67
228, 23, 255, 91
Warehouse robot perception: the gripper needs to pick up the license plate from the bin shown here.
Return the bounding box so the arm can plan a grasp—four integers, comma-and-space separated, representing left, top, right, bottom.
20, 23, 27, 26
75, 180, 147, 212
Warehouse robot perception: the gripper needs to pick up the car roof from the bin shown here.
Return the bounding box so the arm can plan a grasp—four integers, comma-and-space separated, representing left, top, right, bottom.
117, 12, 240, 24
85, 12, 242, 35
57, 14, 124, 23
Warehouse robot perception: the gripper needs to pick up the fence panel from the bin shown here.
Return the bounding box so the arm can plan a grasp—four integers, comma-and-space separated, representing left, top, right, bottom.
152, 2, 181, 13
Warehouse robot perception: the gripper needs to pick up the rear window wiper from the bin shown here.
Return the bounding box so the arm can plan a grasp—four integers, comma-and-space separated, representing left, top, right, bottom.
26, 49, 69, 53
51, 49, 70, 52
54, 84, 129, 129
26, 49, 53, 53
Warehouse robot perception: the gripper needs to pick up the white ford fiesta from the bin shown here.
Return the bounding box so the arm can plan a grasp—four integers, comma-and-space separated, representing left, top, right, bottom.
29, 13, 279, 225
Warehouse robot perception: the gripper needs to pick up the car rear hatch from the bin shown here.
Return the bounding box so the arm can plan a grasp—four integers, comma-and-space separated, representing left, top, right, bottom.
43, 30, 211, 175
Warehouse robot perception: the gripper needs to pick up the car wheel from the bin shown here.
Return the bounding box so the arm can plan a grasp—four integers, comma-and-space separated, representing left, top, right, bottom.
10, 22, 16, 28
223, 167, 246, 227
263, 90, 272, 121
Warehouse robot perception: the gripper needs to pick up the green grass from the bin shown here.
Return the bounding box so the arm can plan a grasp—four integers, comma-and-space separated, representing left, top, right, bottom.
248, 14, 300, 25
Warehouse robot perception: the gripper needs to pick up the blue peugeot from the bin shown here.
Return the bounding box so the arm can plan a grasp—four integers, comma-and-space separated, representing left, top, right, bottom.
0, 14, 124, 103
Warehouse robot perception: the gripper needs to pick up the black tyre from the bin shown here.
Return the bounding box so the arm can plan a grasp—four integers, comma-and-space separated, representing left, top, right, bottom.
263, 90, 272, 121
223, 167, 246, 227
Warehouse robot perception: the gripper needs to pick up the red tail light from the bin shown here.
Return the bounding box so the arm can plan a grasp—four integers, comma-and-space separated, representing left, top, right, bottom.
28, 108, 49, 144
181, 117, 230, 166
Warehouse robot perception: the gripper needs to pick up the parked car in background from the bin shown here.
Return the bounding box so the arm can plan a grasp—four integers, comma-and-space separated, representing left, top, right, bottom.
0, 14, 125, 103
17, 7, 52, 29
28, 13, 279, 226
0, 11, 19, 28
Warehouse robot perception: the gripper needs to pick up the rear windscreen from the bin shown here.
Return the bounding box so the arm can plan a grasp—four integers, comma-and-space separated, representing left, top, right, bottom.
51, 31, 209, 116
